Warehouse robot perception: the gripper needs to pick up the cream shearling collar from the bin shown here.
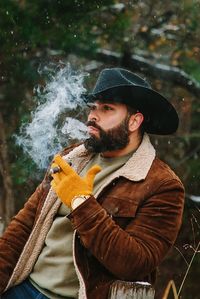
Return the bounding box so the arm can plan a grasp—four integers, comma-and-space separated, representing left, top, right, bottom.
63, 133, 156, 183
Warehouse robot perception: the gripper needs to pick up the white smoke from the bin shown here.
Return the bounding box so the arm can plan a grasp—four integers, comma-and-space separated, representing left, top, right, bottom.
15, 63, 89, 169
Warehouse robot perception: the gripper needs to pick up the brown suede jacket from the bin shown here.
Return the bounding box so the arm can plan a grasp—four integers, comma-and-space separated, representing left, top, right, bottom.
0, 134, 184, 299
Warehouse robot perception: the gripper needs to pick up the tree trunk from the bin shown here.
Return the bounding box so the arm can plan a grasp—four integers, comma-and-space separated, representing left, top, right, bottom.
0, 112, 15, 233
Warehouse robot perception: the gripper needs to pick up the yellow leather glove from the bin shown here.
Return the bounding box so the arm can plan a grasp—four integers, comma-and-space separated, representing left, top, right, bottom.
50, 154, 102, 208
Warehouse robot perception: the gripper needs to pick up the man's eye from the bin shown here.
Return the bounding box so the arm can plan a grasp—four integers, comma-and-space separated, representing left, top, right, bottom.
103, 105, 113, 111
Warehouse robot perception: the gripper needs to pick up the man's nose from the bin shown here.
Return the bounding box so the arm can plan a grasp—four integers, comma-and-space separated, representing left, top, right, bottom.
88, 109, 100, 122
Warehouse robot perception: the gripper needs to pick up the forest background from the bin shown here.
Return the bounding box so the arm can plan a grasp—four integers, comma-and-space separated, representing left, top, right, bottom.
0, 0, 200, 298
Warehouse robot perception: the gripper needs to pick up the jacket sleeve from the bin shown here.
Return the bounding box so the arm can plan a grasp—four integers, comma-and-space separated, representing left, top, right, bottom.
0, 145, 75, 293
68, 178, 184, 281
0, 178, 50, 293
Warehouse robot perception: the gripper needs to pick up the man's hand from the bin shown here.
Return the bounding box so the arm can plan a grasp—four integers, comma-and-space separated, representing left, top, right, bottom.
50, 155, 101, 208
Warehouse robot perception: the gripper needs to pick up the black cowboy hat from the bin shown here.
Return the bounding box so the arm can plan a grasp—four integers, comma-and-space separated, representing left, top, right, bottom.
85, 67, 179, 135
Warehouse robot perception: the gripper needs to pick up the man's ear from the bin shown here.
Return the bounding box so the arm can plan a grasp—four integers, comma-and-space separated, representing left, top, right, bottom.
128, 113, 144, 132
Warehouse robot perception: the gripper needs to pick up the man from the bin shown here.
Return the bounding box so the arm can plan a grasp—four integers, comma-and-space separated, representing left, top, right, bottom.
0, 68, 184, 299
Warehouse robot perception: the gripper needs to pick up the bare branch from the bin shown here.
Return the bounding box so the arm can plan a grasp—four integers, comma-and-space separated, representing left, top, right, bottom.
81, 48, 200, 97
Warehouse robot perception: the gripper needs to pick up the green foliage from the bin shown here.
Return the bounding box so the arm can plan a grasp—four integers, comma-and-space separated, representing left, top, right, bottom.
0, 0, 114, 53
11, 152, 38, 185
182, 58, 200, 82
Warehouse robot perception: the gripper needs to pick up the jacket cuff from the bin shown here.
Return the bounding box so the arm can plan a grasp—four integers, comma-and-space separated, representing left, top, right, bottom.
67, 196, 103, 229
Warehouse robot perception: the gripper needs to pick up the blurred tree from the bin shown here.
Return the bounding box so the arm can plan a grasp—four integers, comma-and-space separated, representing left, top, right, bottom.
0, 0, 116, 224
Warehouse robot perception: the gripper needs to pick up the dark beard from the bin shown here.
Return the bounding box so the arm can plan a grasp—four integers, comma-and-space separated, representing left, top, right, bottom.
84, 115, 130, 153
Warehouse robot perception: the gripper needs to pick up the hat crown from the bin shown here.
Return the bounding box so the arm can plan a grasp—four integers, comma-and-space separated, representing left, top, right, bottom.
93, 68, 151, 94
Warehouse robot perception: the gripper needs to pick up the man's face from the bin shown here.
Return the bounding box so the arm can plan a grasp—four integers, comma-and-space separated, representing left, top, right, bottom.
84, 101, 131, 153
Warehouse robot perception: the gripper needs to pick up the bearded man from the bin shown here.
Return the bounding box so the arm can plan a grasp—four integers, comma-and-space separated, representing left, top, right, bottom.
0, 68, 184, 299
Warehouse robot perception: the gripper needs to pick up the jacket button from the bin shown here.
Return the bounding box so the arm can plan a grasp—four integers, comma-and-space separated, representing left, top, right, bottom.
115, 207, 119, 213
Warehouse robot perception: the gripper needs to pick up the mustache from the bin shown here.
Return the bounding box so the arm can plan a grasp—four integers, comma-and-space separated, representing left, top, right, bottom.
86, 121, 102, 131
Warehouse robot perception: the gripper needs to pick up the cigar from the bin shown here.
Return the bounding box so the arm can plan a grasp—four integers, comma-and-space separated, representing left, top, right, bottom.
49, 161, 72, 175
49, 166, 61, 174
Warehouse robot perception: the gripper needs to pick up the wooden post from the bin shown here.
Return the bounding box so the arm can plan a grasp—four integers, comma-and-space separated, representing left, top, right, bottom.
108, 280, 155, 299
